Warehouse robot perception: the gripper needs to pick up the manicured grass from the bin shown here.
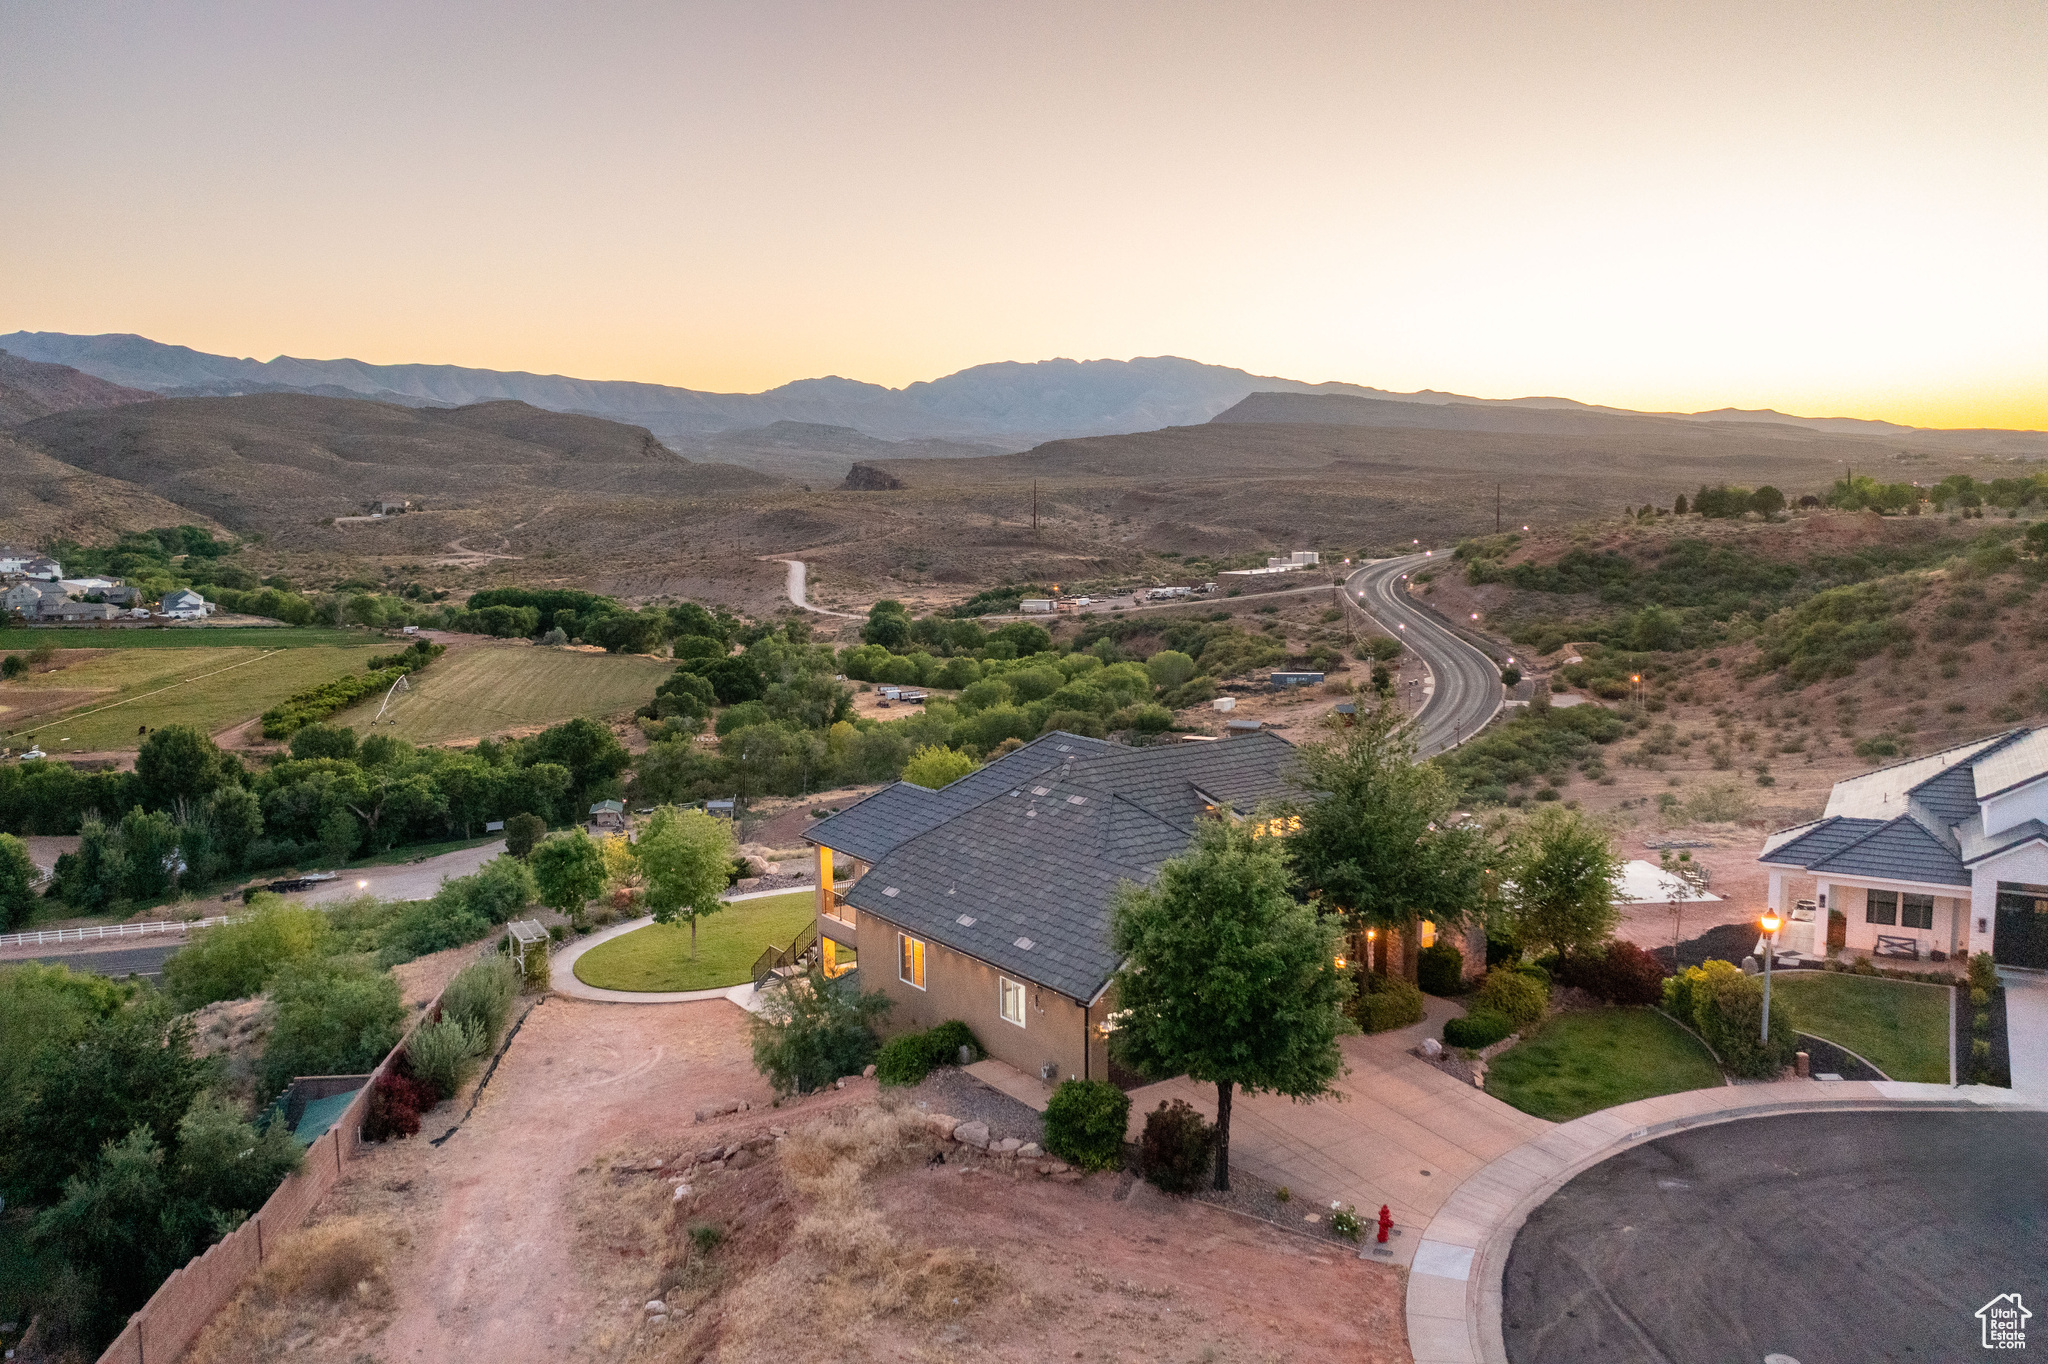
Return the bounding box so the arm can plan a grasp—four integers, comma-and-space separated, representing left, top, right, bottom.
572, 891, 816, 992
333, 641, 674, 743
1, 643, 389, 750
1771, 971, 1952, 1083
1485, 1008, 1723, 1121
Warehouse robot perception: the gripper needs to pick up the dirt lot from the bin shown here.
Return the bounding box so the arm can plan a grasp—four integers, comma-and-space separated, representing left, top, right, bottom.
242, 999, 1404, 1364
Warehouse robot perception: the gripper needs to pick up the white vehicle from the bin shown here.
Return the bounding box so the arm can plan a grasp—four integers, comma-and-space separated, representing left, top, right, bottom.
1073, 596, 1092, 606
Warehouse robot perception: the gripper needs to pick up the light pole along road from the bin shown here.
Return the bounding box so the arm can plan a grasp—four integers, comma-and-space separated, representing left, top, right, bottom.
1344, 553, 1505, 758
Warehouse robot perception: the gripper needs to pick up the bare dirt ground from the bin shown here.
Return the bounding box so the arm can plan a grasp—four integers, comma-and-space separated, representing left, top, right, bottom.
256, 1000, 1405, 1364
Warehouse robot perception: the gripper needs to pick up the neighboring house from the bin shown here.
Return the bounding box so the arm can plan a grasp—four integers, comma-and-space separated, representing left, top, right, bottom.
0, 546, 35, 575
101, 585, 141, 607
22, 556, 62, 581
1758, 728, 2048, 967
805, 730, 1302, 1084
157, 588, 210, 619
587, 799, 627, 834
59, 577, 119, 596
39, 599, 117, 622
2, 582, 47, 617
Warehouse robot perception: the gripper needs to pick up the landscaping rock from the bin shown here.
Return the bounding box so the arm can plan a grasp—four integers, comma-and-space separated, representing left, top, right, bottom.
728, 1148, 755, 1170
704, 1159, 726, 1174
698, 1145, 726, 1162
1420, 1038, 1442, 1058
693, 1101, 741, 1123
927, 1114, 961, 1140
745, 1136, 774, 1153
862, 1064, 877, 1078
954, 1120, 991, 1149
671, 1185, 693, 1202
993, 1137, 1023, 1155
1052, 1170, 1082, 1183
1018, 1142, 1042, 1159
646, 1300, 666, 1314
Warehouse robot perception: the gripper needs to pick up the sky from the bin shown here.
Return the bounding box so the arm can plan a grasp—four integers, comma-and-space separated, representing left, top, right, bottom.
4, 1, 2045, 428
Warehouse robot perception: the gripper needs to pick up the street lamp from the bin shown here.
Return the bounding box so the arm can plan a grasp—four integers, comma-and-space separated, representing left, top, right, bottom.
1759, 910, 1782, 1042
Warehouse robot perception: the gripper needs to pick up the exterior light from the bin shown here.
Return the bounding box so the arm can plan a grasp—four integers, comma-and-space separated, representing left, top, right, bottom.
1471, 613, 1478, 620
1760, 910, 1781, 934
1631, 674, 1640, 684
1366, 928, 1376, 939
1334, 955, 1348, 970
356, 879, 368, 889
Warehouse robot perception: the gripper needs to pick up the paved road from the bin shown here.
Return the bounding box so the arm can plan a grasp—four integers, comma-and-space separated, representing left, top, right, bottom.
775, 559, 860, 618
27, 942, 180, 980
1345, 553, 1503, 756
1502, 1108, 2048, 1364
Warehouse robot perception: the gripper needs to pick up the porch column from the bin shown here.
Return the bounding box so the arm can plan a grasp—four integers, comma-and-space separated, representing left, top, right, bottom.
1767, 870, 1784, 913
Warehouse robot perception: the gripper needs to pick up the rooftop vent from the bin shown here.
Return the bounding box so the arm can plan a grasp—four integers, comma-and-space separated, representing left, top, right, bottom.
956, 914, 977, 927
1014, 937, 1034, 950
882, 886, 900, 897
1032, 786, 1050, 796
1067, 795, 1087, 805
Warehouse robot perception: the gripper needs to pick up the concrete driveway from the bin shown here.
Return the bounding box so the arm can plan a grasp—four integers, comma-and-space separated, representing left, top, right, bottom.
296, 838, 509, 905
1125, 995, 1552, 1255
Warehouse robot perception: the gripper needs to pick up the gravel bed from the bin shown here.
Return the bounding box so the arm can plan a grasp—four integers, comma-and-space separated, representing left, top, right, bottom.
901, 1066, 1044, 1144
1187, 1162, 1385, 1254
726, 872, 812, 896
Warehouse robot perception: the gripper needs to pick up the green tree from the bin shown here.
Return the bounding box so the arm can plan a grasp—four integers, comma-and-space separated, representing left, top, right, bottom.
118, 806, 179, 903
1286, 703, 1491, 980
1501, 805, 1621, 960
135, 724, 233, 811
900, 744, 980, 790
503, 810, 546, 858
748, 965, 891, 1095
207, 785, 263, 869
259, 960, 405, 1094
65, 817, 126, 911
163, 897, 331, 1010
1750, 485, 1786, 517
0, 832, 38, 929
636, 806, 734, 957
1108, 818, 1351, 1191
530, 830, 608, 918
318, 807, 360, 864
861, 599, 912, 649
1144, 649, 1197, 690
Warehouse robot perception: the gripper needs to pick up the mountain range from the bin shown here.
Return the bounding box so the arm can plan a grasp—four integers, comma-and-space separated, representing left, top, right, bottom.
12, 330, 2037, 461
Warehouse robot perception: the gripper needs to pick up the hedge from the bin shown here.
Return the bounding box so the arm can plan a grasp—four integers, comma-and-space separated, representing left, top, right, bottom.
260, 666, 410, 738
1349, 972, 1426, 1033
874, 1020, 984, 1086
1443, 1009, 1514, 1049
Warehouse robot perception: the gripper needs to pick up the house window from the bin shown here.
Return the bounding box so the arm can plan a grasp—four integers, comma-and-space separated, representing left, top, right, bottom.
999, 977, 1027, 1028
1900, 893, 1934, 931
898, 934, 926, 990
1865, 889, 1898, 926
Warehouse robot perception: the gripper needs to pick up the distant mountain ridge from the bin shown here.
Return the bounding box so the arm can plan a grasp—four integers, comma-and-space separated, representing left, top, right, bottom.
0, 348, 159, 426
4, 332, 2037, 459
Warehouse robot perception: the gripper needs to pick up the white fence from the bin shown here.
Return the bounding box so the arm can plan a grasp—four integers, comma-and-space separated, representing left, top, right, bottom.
0, 915, 237, 949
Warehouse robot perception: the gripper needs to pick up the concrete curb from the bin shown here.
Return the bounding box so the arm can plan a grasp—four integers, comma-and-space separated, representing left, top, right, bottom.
1403, 1080, 2048, 1364
548, 886, 814, 1005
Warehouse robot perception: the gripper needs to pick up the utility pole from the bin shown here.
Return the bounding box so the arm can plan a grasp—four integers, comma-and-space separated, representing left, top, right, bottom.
1496, 483, 1501, 535
1032, 480, 1039, 535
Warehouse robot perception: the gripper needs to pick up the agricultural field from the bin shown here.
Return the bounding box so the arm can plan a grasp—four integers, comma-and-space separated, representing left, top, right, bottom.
332, 640, 673, 744
0, 638, 389, 753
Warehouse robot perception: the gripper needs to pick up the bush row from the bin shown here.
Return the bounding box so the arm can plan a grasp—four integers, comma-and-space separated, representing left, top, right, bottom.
259, 665, 412, 738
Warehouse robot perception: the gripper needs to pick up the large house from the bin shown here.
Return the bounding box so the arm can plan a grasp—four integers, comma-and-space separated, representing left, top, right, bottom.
804, 730, 1301, 1084
157, 588, 210, 619
1759, 728, 2048, 968
2, 582, 50, 618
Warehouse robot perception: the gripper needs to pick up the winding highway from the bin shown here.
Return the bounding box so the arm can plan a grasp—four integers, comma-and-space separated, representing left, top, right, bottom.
1345, 553, 1505, 757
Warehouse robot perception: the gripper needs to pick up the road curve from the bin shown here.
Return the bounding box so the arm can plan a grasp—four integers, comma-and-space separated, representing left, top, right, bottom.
775, 560, 860, 618
1345, 553, 1503, 757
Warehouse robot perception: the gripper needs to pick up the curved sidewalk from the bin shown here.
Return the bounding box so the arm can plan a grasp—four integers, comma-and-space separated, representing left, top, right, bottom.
1403, 1079, 2048, 1364
548, 885, 813, 1006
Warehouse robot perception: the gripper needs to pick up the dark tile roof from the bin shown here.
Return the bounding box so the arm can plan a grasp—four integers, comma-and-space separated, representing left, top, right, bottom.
832, 730, 1304, 1001
1759, 817, 1887, 868
1908, 730, 2032, 826
1805, 817, 1971, 887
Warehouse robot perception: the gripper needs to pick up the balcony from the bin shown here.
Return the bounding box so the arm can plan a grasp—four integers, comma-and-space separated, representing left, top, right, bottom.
823, 889, 856, 929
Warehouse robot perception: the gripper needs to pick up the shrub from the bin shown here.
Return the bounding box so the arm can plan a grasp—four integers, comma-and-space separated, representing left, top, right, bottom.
688, 1222, 725, 1254
260, 961, 406, 1095
1138, 1099, 1215, 1194
1669, 960, 1794, 1078
363, 1070, 436, 1141
1349, 971, 1426, 1033
1555, 940, 1667, 1006
164, 897, 330, 1009
405, 1014, 487, 1098
1329, 1205, 1364, 1241
260, 666, 411, 738
1968, 951, 1998, 991
1417, 943, 1465, 997
1443, 1009, 1515, 1049
1043, 1079, 1130, 1172
748, 966, 891, 1095
1970, 986, 1990, 1009
504, 812, 545, 859
440, 956, 520, 1047
874, 1020, 985, 1086
1474, 967, 1548, 1028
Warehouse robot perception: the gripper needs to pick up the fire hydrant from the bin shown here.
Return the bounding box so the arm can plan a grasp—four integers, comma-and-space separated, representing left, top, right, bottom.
1377, 1204, 1394, 1244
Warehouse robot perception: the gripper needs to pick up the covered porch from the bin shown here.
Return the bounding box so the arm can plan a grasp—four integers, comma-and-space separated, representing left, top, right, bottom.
1766, 866, 1970, 965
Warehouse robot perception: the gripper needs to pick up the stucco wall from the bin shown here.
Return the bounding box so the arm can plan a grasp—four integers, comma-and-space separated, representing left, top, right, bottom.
1831, 883, 1967, 958
856, 908, 1108, 1083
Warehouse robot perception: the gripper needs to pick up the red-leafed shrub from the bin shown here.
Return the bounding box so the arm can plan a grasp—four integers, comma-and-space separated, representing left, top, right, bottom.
363, 1067, 439, 1142
1557, 940, 1669, 1006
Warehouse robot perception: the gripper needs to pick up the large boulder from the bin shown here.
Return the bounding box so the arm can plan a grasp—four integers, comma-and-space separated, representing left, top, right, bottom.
953, 1120, 991, 1149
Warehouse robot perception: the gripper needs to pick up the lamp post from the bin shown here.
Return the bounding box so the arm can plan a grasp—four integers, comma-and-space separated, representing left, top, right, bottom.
1759, 910, 1781, 1042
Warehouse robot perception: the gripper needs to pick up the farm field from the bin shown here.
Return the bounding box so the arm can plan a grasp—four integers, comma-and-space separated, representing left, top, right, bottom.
8, 626, 371, 649
0, 642, 389, 752
332, 640, 673, 744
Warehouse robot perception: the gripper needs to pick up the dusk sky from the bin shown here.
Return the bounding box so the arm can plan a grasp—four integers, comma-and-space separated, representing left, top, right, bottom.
5, 1, 2044, 427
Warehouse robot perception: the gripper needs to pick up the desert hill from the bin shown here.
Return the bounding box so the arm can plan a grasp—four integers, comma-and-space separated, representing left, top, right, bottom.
11, 393, 780, 542
0, 433, 218, 544
0, 349, 158, 426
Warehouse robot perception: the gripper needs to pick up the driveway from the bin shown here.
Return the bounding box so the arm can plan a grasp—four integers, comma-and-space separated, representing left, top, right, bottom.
1501, 1108, 2048, 1364
2000, 968, 2048, 1094
297, 839, 509, 905
1125, 996, 1552, 1253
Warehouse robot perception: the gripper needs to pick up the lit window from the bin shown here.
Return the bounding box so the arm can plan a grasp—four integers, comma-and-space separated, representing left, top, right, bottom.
1249, 815, 1303, 840
898, 934, 926, 990
999, 977, 1026, 1028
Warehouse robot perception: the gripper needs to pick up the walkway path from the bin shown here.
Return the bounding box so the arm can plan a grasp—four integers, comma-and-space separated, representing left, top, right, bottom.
547, 885, 814, 1006
1999, 967, 2048, 1094
1403, 1078, 2048, 1364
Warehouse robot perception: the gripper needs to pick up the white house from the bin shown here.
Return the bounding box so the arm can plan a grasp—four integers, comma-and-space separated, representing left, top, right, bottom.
157, 588, 210, 619
1758, 728, 2048, 967
22, 556, 62, 581
0, 546, 37, 575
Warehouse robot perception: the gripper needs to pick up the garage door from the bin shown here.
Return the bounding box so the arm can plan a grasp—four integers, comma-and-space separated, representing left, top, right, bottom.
1993, 882, 2048, 969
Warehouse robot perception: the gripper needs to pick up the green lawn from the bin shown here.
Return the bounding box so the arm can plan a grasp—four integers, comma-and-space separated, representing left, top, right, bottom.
1485, 1008, 1724, 1121
572, 892, 816, 992
1771, 972, 1952, 1083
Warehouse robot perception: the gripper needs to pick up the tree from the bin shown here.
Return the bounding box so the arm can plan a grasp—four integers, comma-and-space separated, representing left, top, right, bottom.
1672, 492, 1689, 515
636, 806, 735, 957
0, 832, 37, 929
901, 744, 980, 790
530, 830, 608, 918
1501, 805, 1620, 960
66, 817, 126, 912
135, 724, 232, 811
1145, 650, 1196, 690
259, 960, 406, 1094
1109, 818, 1351, 1190
1287, 703, 1491, 980
118, 807, 178, 903
703, 655, 765, 705
318, 808, 360, 864
163, 897, 331, 1010
861, 600, 912, 650
503, 811, 546, 859
1750, 485, 1786, 517
207, 785, 263, 868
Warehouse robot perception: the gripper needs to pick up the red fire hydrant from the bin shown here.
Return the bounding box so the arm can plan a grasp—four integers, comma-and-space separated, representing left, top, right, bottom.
1377, 1204, 1394, 1244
